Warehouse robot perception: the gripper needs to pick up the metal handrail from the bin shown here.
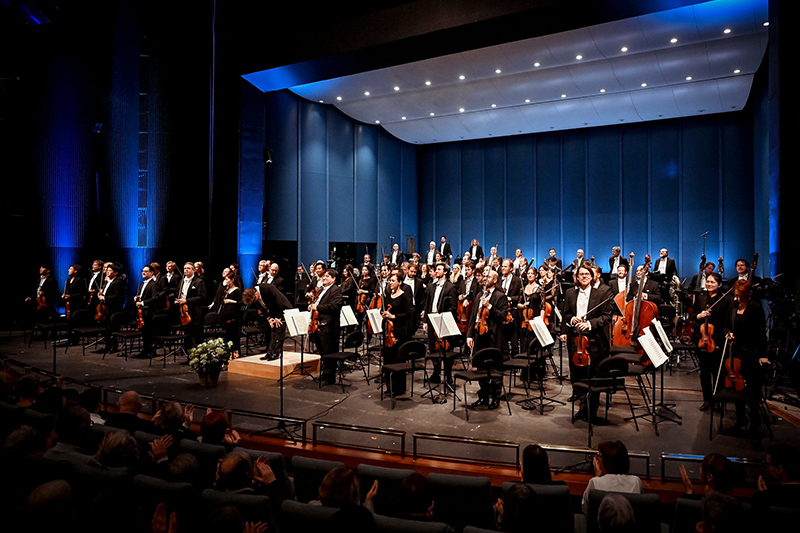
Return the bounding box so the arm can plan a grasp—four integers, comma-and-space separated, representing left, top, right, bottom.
543, 443, 651, 480
413, 432, 520, 467
660, 452, 764, 481
312, 421, 405, 456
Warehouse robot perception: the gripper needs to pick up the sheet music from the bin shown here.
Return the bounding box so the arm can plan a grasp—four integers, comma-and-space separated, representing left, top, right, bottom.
638, 328, 668, 368
366, 308, 383, 334
340, 305, 358, 327
531, 316, 555, 347
284, 309, 310, 337
553, 306, 562, 322
428, 313, 461, 338
651, 320, 673, 353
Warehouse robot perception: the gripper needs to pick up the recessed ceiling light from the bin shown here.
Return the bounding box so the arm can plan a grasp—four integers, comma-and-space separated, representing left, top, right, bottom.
763, 21, 769, 27
621, 47, 628, 52
459, 75, 465, 80
495, 69, 502, 74
733, 69, 741, 74
534, 62, 541, 67
524, 99, 531, 103
394, 86, 400, 91
491, 104, 497, 108
670, 38, 678, 44
600, 89, 606, 93
561, 94, 567, 98
375, 120, 380, 124
364, 91, 370, 96
319, 100, 324, 103
425, 81, 431, 86
723, 28, 732, 34
336, 96, 342, 101
401, 117, 406, 120
429, 112, 435, 116
459, 108, 465, 113
641, 83, 647, 87
685, 76, 693, 81
576, 55, 583, 60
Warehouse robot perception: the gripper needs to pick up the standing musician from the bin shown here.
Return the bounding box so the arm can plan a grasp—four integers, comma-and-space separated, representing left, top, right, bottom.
689, 262, 716, 295
499, 259, 523, 355
457, 262, 481, 343
27, 263, 58, 315
723, 280, 770, 435
609, 264, 629, 297
561, 263, 613, 423
309, 268, 343, 385
134, 265, 161, 357
518, 266, 545, 353
608, 247, 629, 275
469, 239, 484, 262
725, 258, 762, 291
380, 271, 415, 395
97, 263, 126, 354
265, 262, 286, 294
158, 261, 182, 310
692, 272, 731, 411
356, 264, 377, 323
404, 262, 424, 332
62, 264, 87, 313
339, 264, 358, 309
175, 262, 206, 349
466, 269, 509, 409
255, 260, 269, 285
539, 265, 557, 319
627, 265, 663, 307
211, 271, 242, 356
86, 260, 105, 308
653, 248, 678, 279
305, 261, 326, 298
422, 263, 459, 385
543, 248, 563, 271
570, 249, 587, 273
228, 263, 245, 292
389, 244, 404, 266
439, 236, 453, 266
487, 247, 500, 268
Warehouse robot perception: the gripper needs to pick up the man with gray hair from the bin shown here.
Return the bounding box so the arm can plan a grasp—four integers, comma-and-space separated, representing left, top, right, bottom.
597, 493, 635, 533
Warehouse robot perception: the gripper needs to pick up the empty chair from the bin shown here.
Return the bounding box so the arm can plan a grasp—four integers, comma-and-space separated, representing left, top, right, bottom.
452, 347, 511, 420
132, 474, 195, 517
291, 455, 345, 503
376, 514, 455, 533
428, 472, 494, 531
672, 497, 703, 533
320, 330, 366, 391
66, 308, 106, 355
381, 340, 427, 409
281, 499, 337, 529
357, 463, 416, 517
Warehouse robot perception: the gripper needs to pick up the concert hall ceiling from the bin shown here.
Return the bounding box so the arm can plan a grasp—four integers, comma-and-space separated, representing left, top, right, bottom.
243, 0, 768, 145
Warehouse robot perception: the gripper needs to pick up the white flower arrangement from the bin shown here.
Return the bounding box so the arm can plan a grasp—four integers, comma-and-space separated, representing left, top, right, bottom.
188, 337, 233, 372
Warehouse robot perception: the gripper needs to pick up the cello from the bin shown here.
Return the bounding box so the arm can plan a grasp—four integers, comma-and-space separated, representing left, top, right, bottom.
611, 253, 635, 346
620, 255, 659, 355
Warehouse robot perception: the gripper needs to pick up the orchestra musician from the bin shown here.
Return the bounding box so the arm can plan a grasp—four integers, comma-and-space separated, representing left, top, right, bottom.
27, 263, 58, 315
98, 263, 126, 354
87, 260, 105, 308
62, 264, 87, 313
723, 280, 770, 435
653, 248, 678, 279
244, 282, 293, 362
381, 271, 415, 395
265, 262, 286, 294
158, 261, 182, 310
134, 264, 161, 357
692, 272, 731, 411
229, 263, 245, 291
469, 239, 484, 262
340, 264, 358, 309
608, 264, 628, 297
561, 263, 613, 423
439, 236, 452, 266
255, 260, 269, 285
309, 268, 343, 385
487, 246, 500, 268
175, 262, 206, 348
466, 269, 509, 409
608, 247, 629, 275
424, 241, 437, 266
388, 244, 402, 266
518, 266, 545, 352
403, 262, 424, 332
570, 249, 587, 273
499, 259, 523, 354
627, 265, 663, 307
543, 248, 562, 271
725, 258, 762, 291
423, 262, 459, 385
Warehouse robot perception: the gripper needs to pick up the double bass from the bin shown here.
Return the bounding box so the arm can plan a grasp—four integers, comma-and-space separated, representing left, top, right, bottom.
611, 253, 635, 346
619, 255, 659, 355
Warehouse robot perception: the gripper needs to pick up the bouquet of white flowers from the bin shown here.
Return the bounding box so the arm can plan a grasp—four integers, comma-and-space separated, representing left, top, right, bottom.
188, 338, 233, 373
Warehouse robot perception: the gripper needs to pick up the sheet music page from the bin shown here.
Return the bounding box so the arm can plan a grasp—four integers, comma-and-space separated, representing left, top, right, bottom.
340, 305, 358, 327
638, 329, 668, 368
554, 306, 562, 322
284, 309, 310, 337
440, 312, 461, 337
366, 308, 383, 334
651, 319, 673, 353
428, 313, 443, 337
531, 316, 555, 347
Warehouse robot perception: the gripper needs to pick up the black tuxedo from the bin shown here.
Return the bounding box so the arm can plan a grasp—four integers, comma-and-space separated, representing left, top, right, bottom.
101, 277, 126, 316
265, 275, 286, 294
627, 279, 663, 307
543, 257, 563, 271
608, 255, 629, 273
314, 284, 343, 383
438, 242, 452, 265
468, 245, 484, 262
499, 274, 523, 353
608, 276, 628, 296
466, 287, 508, 400
177, 275, 206, 346
64, 276, 88, 311
562, 284, 613, 416
134, 278, 161, 315
458, 276, 481, 303
390, 249, 404, 265
35, 274, 59, 313
424, 248, 437, 265
159, 271, 183, 309
257, 283, 293, 356
87, 269, 104, 306
423, 279, 458, 379
653, 256, 678, 279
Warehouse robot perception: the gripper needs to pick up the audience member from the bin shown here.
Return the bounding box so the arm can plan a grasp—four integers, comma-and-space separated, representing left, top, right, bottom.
395, 472, 433, 520
168, 452, 200, 486
155, 401, 196, 446
696, 492, 744, 533
14, 374, 42, 407
582, 440, 642, 514
597, 493, 635, 533
495, 482, 537, 532
25, 480, 75, 532
200, 409, 241, 451
42, 406, 95, 465
213, 450, 292, 501
753, 443, 800, 510
521, 444, 563, 485
104, 391, 158, 434
680, 453, 736, 497
77, 388, 104, 425
315, 466, 362, 508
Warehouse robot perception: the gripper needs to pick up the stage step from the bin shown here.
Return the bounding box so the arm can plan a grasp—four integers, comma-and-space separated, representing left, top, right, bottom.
228, 351, 321, 380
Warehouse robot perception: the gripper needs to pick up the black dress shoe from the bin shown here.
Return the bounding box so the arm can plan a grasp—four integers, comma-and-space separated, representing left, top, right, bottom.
471, 398, 489, 408
572, 408, 588, 422
429, 374, 441, 384
488, 399, 500, 410
699, 402, 711, 411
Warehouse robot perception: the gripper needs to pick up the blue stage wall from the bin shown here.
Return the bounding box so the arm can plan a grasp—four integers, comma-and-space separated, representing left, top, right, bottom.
418, 111, 762, 281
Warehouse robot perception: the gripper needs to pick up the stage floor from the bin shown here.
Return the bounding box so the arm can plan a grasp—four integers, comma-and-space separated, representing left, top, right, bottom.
3, 331, 799, 468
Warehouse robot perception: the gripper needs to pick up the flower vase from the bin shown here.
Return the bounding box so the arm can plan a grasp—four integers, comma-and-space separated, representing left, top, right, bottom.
198, 367, 221, 387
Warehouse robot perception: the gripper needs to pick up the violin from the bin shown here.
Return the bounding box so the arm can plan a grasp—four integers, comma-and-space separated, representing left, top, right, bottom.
367, 290, 383, 335
36, 294, 46, 310
477, 289, 490, 336
137, 307, 145, 329
180, 303, 191, 326
65, 300, 71, 319
698, 308, 715, 353
95, 301, 107, 323
520, 292, 535, 331
573, 332, 591, 366
457, 296, 472, 333
384, 304, 395, 348
356, 281, 368, 313
433, 328, 450, 351
723, 338, 745, 392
